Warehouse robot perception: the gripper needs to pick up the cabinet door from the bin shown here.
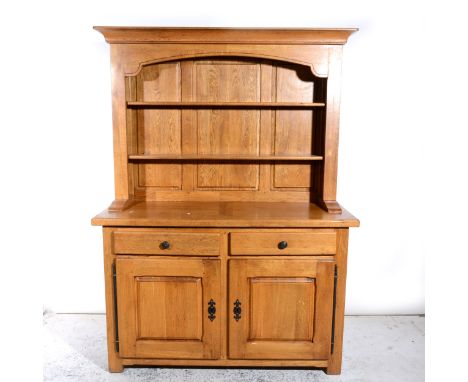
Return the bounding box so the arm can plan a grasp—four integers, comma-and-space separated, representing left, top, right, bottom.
229, 259, 335, 359
116, 258, 220, 359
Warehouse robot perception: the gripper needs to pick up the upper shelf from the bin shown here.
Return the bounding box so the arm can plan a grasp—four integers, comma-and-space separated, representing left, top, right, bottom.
128, 155, 323, 161
127, 101, 325, 109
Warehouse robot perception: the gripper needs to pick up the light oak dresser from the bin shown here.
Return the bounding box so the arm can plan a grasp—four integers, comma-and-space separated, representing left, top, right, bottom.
92, 27, 359, 375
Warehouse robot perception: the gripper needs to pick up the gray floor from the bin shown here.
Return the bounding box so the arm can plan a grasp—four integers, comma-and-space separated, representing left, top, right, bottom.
43, 314, 424, 382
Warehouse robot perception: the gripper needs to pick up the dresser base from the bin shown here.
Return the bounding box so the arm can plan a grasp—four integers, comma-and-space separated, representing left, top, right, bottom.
96, 205, 356, 376
109, 358, 339, 374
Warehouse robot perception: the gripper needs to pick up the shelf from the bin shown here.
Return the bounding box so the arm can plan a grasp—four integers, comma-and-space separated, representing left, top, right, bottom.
128, 155, 323, 161
126, 101, 325, 109
91, 201, 360, 228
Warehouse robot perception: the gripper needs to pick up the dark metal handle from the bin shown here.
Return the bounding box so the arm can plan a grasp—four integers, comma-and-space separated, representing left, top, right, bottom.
233, 299, 242, 321
160, 241, 170, 250
208, 299, 216, 321
278, 240, 288, 250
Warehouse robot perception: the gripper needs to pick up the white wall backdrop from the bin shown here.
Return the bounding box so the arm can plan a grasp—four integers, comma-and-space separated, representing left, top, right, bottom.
3, 0, 426, 315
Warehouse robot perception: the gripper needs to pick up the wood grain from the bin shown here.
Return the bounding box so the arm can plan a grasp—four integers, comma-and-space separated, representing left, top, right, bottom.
116, 257, 221, 359
195, 60, 260, 190
136, 276, 202, 339
273, 64, 314, 189
127, 101, 325, 108
136, 62, 182, 189
320, 46, 343, 212
230, 231, 336, 255
92, 201, 360, 228
125, 57, 328, 201
326, 229, 349, 375
229, 259, 335, 359
102, 228, 123, 372
94, 27, 358, 375
120, 358, 328, 367
128, 154, 323, 161
109, 45, 131, 201
94, 26, 357, 45
250, 277, 315, 341
113, 230, 222, 256
112, 53, 349, 203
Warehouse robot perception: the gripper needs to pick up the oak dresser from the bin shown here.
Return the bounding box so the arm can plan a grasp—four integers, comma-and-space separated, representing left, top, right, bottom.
92, 27, 359, 375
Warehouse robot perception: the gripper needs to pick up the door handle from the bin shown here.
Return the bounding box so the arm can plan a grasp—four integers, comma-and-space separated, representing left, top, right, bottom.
208, 299, 216, 321
233, 299, 242, 321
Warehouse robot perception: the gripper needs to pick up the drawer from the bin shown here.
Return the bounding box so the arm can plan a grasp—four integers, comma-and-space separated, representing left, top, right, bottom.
113, 231, 222, 256
230, 231, 336, 255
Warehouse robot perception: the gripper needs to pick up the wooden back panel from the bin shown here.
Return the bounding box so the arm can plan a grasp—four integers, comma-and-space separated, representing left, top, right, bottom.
127, 57, 325, 202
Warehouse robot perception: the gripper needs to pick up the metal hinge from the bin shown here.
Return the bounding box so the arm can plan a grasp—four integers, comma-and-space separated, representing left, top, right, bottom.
112, 263, 120, 353
331, 265, 338, 354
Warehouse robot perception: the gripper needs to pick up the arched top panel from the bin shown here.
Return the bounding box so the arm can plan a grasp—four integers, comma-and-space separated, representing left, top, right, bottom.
128, 53, 327, 78
130, 56, 325, 104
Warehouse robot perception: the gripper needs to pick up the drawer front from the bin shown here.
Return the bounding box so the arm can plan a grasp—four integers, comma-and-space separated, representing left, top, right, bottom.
113, 231, 222, 256
230, 231, 336, 255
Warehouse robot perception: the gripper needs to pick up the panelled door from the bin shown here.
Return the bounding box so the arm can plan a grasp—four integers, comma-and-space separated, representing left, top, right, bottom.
116, 258, 221, 359
229, 259, 335, 359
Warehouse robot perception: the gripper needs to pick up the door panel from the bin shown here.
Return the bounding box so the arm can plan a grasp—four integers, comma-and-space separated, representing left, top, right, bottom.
250, 277, 315, 341
229, 259, 335, 360
116, 258, 220, 359
136, 276, 203, 340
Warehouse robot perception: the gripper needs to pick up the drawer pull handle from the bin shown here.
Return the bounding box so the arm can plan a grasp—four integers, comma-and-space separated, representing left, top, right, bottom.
278, 240, 288, 250
159, 241, 170, 250
208, 299, 216, 321
233, 299, 242, 321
